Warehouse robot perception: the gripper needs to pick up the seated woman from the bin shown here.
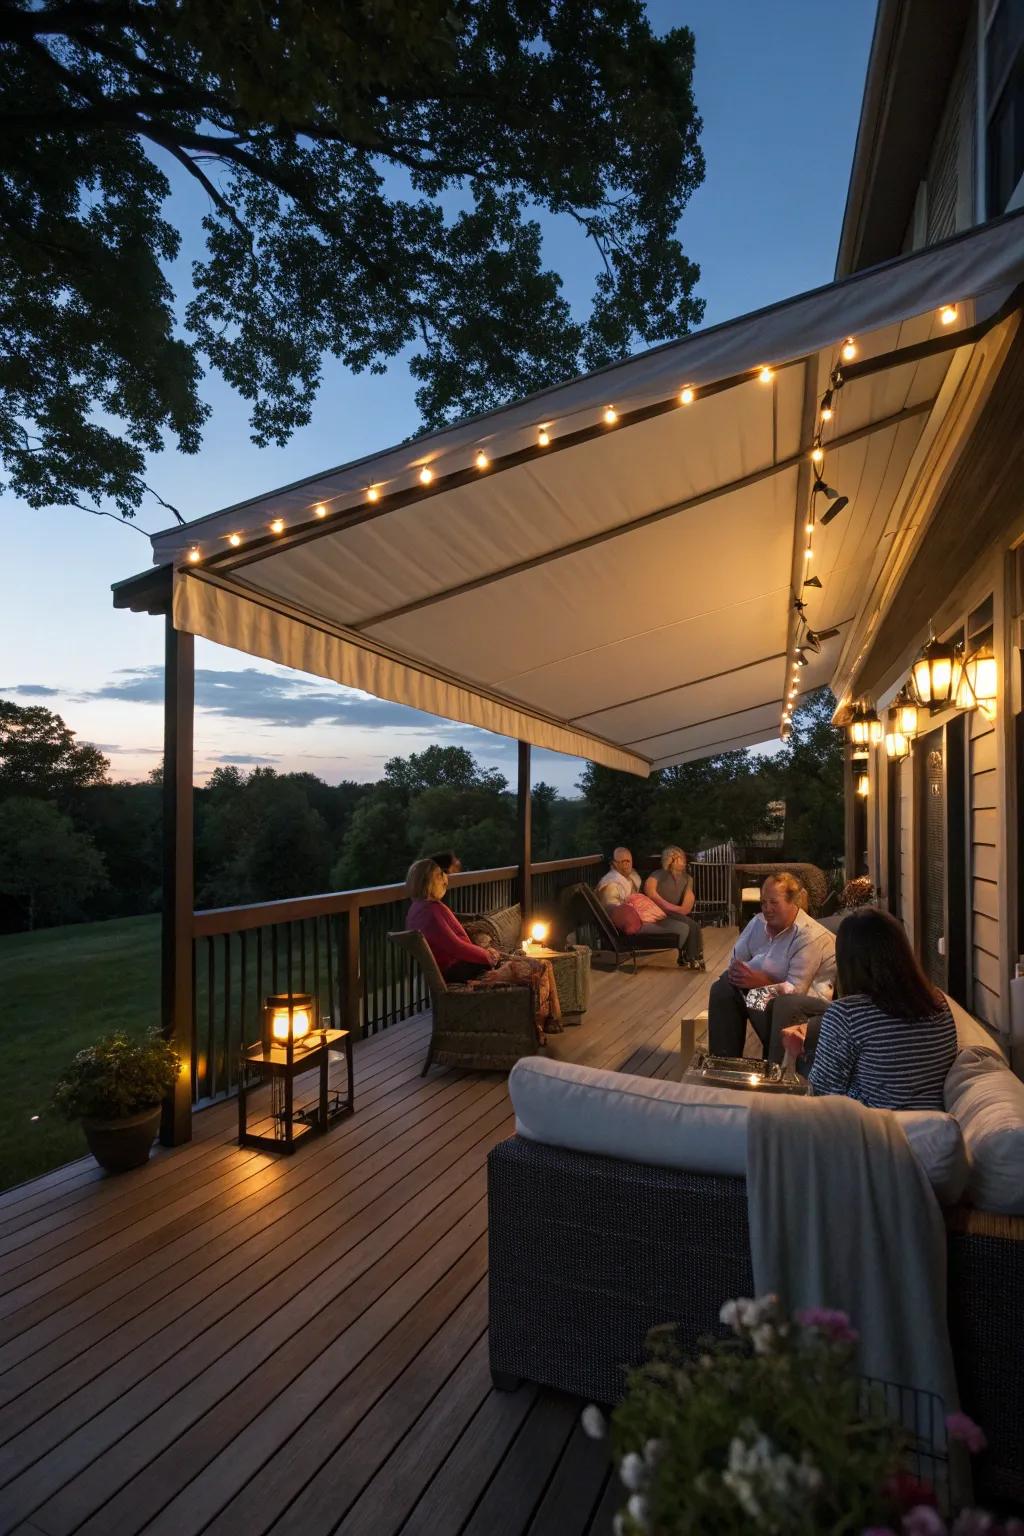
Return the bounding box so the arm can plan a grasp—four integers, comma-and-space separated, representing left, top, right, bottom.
782, 906, 957, 1111
405, 859, 562, 1039
643, 845, 704, 969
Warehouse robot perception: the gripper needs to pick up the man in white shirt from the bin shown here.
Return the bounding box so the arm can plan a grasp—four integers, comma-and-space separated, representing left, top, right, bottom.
708, 872, 836, 1057
596, 847, 641, 908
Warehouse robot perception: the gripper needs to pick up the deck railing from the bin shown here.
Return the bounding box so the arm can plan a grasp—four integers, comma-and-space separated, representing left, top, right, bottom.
189, 856, 603, 1106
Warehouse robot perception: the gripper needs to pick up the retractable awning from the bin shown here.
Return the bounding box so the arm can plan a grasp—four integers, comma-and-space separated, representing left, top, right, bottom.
121, 208, 1024, 777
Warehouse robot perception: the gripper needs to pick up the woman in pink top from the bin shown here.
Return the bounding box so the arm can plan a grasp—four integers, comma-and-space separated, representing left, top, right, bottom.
405, 860, 562, 1040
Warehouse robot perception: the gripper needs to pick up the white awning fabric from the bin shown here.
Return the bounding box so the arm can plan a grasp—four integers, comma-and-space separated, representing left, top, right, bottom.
149, 209, 1024, 777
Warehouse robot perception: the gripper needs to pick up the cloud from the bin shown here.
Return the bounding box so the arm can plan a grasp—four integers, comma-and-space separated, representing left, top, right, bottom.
1, 683, 61, 697
212, 752, 281, 764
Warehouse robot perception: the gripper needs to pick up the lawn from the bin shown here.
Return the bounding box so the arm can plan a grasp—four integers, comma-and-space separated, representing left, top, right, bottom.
0, 914, 162, 1191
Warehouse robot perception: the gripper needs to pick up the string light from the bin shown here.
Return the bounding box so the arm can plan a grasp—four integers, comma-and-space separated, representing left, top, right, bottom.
538, 426, 551, 447
679, 386, 695, 405
228, 532, 242, 547
270, 518, 285, 534
419, 466, 434, 485
603, 406, 618, 425
841, 337, 857, 361
475, 449, 489, 470
811, 446, 824, 465
758, 366, 773, 384
367, 485, 380, 502
939, 303, 958, 326
187, 546, 201, 563
314, 503, 327, 518
804, 547, 813, 560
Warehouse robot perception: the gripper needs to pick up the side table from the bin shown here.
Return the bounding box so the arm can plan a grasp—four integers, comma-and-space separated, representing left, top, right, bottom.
525, 944, 591, 1025
239, 1028, 354, 1153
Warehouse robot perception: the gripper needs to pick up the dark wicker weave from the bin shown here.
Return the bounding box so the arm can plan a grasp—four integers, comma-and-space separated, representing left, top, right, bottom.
488, 1136, 1024, 1508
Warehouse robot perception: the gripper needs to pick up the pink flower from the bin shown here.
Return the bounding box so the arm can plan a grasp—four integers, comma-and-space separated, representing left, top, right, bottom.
945, 1413, 987, 1455
903, 1508, 947, 1536
795, 1306, 860, 1344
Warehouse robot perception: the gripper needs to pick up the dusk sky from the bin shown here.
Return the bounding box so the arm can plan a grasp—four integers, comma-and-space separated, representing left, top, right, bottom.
2, 1, 876, 795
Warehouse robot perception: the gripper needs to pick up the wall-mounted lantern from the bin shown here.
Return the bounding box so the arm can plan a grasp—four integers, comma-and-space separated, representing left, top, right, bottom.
911, 637, 957, 707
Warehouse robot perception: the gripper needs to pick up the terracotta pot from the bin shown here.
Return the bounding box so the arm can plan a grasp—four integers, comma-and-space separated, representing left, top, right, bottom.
82, 1106, 161, 1173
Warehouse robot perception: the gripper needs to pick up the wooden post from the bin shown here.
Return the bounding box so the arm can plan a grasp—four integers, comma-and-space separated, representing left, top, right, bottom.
161, 614, 194, 1145
342, 906, 362, 1039
842, 753, 857, 880
517, 740, 532, 918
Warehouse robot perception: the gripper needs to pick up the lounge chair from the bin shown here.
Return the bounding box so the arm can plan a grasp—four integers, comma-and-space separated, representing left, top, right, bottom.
560, 882, 683, 973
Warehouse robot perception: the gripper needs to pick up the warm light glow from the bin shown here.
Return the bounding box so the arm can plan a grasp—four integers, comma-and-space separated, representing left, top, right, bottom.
939, 303, 958, 326
529, 921, 549, 944
912, 640, 956, 706
748, 1073, 760, 1085
959, 649, 997, 716
804, 547, 813, 560
805, 521, 814, 534
758, 366, 773, 384
367, 485, 380, 502
270, 1004, 312, 1043
228, 532, 242, 547
679, 386, 695, 405
856, 772, 870, 797
811, 446, 824, 465
314, 503, 327, 518
538, 426, 550, 446
603, 405, 618, 425
187, 546, 201, 563
419, 465, 434, 485
270, 518, 285, 534
885, 728, 910, 761
841, 337, 857, 361
898, 702, 919, 738
820, 405, 833, 422
475, 449, 489, 470
868, 717, 884, 747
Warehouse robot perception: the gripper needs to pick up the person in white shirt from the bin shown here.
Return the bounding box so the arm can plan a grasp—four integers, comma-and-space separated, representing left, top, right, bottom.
707, 872, 836, 1057
596, 847, 641, 908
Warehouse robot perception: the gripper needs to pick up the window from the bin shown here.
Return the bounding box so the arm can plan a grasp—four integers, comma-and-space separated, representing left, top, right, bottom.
985, 0, 1024, 213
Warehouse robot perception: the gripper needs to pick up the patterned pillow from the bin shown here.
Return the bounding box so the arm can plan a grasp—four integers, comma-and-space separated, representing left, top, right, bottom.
610, 903, 643, 935
626, 892, 664, 924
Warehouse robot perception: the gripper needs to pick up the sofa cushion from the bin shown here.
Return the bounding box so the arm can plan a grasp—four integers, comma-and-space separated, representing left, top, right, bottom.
465, 904, 522, 953
944, 993, 1006, 1057
944, 1045, 1024, 1214
509, 1057, 968, 1204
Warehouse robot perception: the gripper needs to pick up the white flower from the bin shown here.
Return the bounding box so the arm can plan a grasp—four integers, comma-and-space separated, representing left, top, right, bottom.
612, 1515, 626, 1536
719, 1298, 742, 1330
643, 1437, 663, 1467
698, 1353, 714, 1370
580, 1404, 606, 1441
619, 1451, 646, 1490
751, 1323, 776, 1356
626, 1493, 650, 1529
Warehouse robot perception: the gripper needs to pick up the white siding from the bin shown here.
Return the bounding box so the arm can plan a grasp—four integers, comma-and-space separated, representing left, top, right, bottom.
899, 754, 914, 943
924, 23, 978, 243
970, 705, 1001, 1027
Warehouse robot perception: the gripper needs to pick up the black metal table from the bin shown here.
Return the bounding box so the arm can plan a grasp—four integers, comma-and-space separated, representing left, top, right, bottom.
238, 1027, 354, 1152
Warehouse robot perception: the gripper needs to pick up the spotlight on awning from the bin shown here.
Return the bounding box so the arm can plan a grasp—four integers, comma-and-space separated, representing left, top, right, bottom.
814, 478, 850, 525
803, 575, 822, 589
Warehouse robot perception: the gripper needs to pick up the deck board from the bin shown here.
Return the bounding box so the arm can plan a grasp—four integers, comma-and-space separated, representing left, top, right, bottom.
0, 929, 734, 1535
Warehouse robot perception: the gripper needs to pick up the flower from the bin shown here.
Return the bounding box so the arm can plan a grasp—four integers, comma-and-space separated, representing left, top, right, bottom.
619, 1452, 646, 1491
580, 1404, 606, 1441
951, 1512, 995, 1535
795, 1306, 860, 1344
903, 1508, 947, 1536
626, 1493, 650, 1529
751, 1323, 776, 1356
945, 1412, 987, 1455
642, 1438, 663, 1467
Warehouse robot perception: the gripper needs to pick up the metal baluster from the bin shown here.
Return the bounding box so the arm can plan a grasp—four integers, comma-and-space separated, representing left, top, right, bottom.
256, 926, 264, 1038
239, 931, 248, 1076
313, 916, 321, 1024
326, 911, 336, 1027
300, 917, 307, 992
271, 920, 279, 991
191, 940, 199, 1102
361, 910, 371, 1033
286, 920, 294, 999
221, 932, 231, 1098
206, 937, 215, 1102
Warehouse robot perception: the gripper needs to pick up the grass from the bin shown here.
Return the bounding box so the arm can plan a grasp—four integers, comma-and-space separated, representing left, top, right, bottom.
0, 914, 162, 1192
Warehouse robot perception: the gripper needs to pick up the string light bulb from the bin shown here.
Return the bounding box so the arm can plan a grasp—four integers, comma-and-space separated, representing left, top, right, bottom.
679, 386, 695, 405
314, 503, 327, 518
228, 532, 242, 547
811, 446, 824, 465
538, 426, 550, 447
805, 521, 814, 534
804, 547, 813, 560
419, 465, 434, 485
603, 405, 618, 425
366, 485, 380, 502
820, 404, 833, 422
270, 519, 285, 534
187, 546, 201, 563
841, 337, 857, 361
475, 449, 489, 470
939, 303, 958, 326
758, 366, 774, 384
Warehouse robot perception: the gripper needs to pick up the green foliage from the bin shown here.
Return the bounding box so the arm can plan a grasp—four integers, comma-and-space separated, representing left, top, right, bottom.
1, 1, 704, 516
607, 1298, 902, 1535
0, 702, 109, 803
577, 761, 663, 859
0, 796, 107, 929
52, 1029, 179, 1122
775, 688, 845, 871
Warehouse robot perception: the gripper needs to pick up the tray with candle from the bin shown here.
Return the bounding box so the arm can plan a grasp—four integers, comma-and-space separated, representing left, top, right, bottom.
685, 1053, 808, 1093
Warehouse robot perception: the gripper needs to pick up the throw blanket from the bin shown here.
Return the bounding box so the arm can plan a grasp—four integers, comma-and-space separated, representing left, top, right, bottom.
746, 1093, 966, 1494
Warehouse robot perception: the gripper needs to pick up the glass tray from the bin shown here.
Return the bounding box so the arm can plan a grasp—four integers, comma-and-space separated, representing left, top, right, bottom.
686, 1052, 807, 1093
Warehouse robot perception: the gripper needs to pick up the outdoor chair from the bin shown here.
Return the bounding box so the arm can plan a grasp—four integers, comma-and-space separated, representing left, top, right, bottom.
388, 929, 540, 1075
560, 882, 681, 973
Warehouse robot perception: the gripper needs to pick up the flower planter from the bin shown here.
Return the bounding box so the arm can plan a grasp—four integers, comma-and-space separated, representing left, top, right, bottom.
82, 1106, 161, 1173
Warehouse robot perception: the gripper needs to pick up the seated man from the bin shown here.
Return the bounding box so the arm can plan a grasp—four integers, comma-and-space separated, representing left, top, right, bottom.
597, 845, 699, 968
707, 872, 835, 1057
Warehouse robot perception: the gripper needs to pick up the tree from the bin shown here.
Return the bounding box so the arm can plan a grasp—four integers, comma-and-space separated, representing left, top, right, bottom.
0, 702, 109, 803
383, 745, 506, 798
773, 687, 845, 869
531, 782, 558, 860
577, 761, 663, 861
0, 797, 107, 928
1, 2, 704, 519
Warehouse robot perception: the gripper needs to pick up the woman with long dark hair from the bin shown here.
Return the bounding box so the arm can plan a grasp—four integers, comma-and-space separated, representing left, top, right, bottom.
804, 907, 957, 1110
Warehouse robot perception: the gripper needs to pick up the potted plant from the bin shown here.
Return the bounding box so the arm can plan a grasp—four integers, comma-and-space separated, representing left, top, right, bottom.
53, 1030, 180, 1173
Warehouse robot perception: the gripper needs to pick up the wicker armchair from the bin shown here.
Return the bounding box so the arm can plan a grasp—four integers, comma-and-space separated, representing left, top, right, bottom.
388, 929, 540, 1075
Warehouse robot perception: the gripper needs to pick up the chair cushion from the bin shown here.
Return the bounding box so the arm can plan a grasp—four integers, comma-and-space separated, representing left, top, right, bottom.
469, 904, 522, 953
625, 892, 664, 924
509, 1057, 968, 1204
610, 903, 643, 935
944, 1045, 1024, 1214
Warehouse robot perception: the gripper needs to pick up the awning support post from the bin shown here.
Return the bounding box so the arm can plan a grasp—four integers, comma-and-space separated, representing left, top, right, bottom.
517, 740, 532, 920
161, 612, 194, 1145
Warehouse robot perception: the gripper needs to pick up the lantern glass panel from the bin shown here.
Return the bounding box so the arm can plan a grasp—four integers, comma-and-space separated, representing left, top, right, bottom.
898, 702, 919, 738
885, 731, 909, 761
868, 717, 884, 746
856, 773, 869, 797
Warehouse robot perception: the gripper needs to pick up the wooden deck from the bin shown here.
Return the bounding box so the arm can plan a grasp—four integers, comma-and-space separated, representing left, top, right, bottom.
0, 929, 735, 1536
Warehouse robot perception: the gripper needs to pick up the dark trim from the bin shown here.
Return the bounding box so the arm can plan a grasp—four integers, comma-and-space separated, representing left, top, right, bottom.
161, 617, 194, 1146
946, 713, 968, 1007
517, 741, 532, 920
112, 562, 172, 616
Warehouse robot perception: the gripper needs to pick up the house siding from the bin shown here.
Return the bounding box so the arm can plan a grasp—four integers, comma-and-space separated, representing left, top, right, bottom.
970, 704, 1002, 1026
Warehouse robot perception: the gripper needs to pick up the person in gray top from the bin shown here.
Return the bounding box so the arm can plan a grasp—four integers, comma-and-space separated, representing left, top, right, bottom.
707, 872, 836, 1057
643, 846, 703, 968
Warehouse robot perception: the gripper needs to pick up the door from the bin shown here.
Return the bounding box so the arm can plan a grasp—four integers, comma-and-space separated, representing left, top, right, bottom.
920, 729, 947, 991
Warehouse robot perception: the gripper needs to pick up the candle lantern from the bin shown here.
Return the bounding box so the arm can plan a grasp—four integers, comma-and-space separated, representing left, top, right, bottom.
912, 637, 956, 707
960, 646, 997, 718
856, 772, 870, 798
264, 993, 316, 1050
529, 921, 549, 945
884, 707, 910, 761
894, 688, 920, 739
